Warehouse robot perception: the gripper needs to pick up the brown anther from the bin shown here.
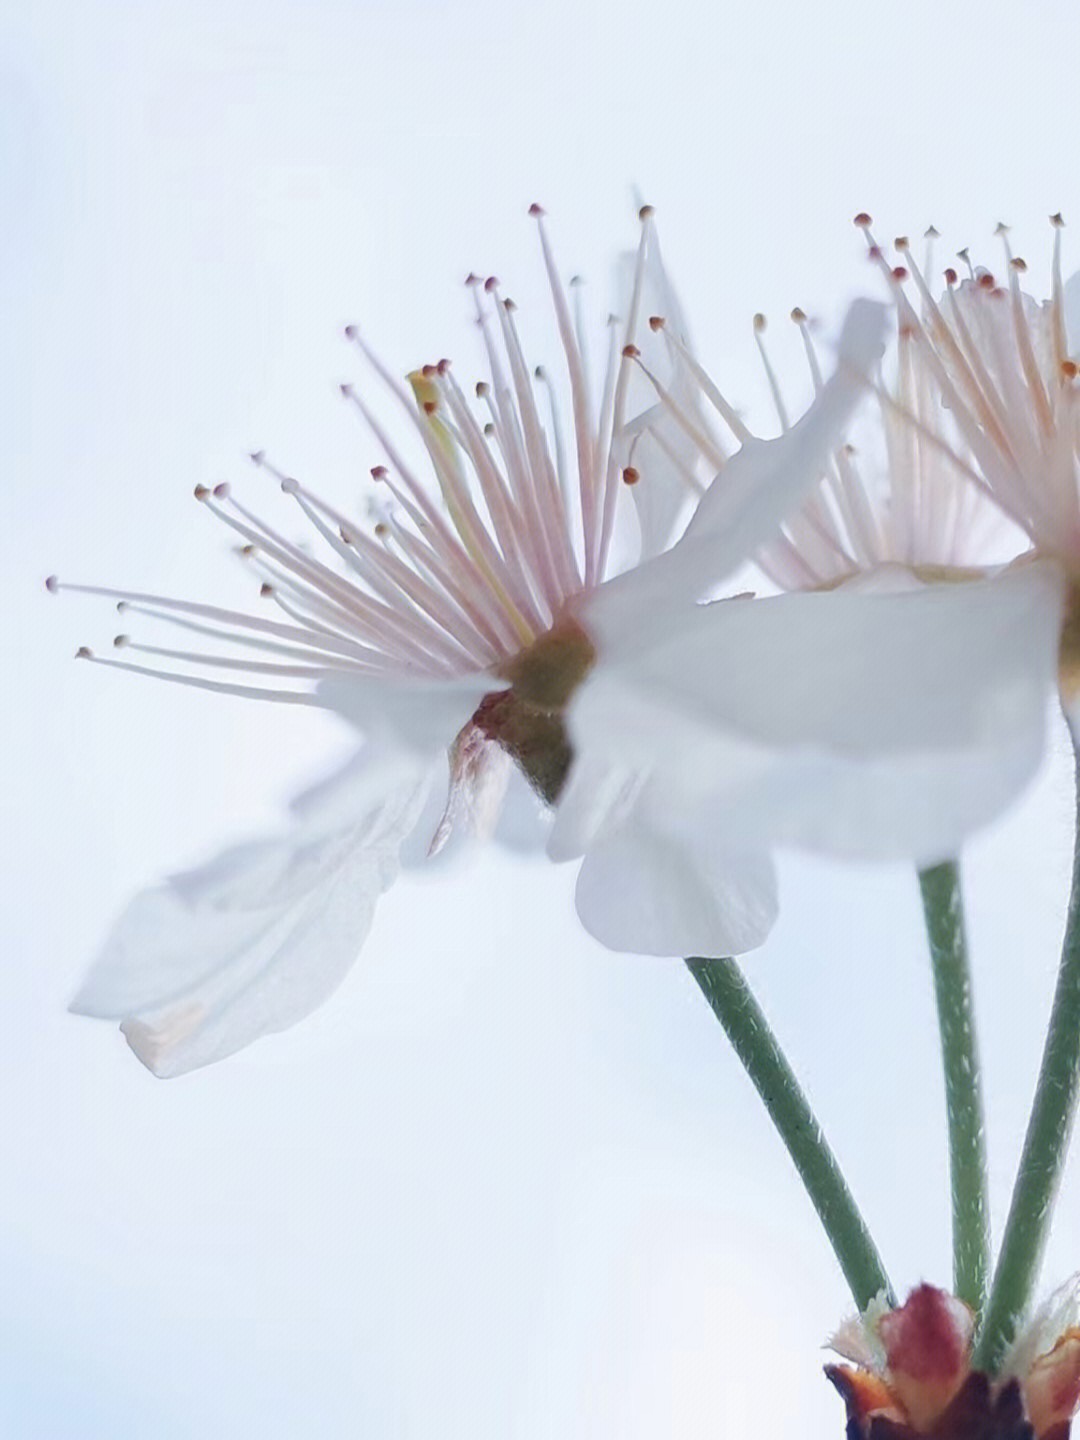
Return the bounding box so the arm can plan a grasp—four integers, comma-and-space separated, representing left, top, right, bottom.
115, 601, 128, 613
212, 482, 230, 499
259, 583, 274, 598
193, 484, 210, 501
465, 272, 481, 286
853, 212, 873, 228
894, 235, 910, 251
75, 646, 93, 660
1052, 212, 1066, 228
475, 380, 489, 397
944, 268, 959, 286
421, 363, 438, 378
1011, 257, 1028, 272
753, 312, 767, 331
45, 575, 59, 593
622, 466, 640, 486
113, 634, 130, 648
422, 400, 438, 416
978, 272, 996, 290
569, 275, 583, 288
484, 276, 499, 292
437, 358, 451, 374
534, 365, 545, 380
638, 203, 654, 220
622, 343, 641, 359
528, 202, 545, 217
1062, 360, 1079, 379
374, 521, 389, 538
867, 245, 883, 260
503, 297, 517, 312
241, 544, 256, 556
648, 315, 666, 331
790, 307, 807, 324
371, 465, 388, 480
343, 324, 357, 340
892, 267, 908, 282
483, 422, 495, 436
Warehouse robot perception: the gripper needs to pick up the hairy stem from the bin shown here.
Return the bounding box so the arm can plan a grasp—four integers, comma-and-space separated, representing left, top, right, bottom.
919, 859, 990, 1317
974, 740, 1080, 1372
687, 956, 893, 1311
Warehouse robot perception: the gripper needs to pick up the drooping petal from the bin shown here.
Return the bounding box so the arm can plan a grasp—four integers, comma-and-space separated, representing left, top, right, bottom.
569, 561, 1065, 866
70, 751, 433, 1077
586, 298, 889, 641
573, 794, 778, 957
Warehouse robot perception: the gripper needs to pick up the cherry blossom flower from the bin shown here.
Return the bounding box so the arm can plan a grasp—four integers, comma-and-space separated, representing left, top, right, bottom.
52, 210, 1060, 1077
827, 1280, 1080, 1439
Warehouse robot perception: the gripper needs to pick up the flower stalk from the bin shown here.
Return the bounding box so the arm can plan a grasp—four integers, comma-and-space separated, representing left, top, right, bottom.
918, 859, 990, 1317
974, 734, 1080, 1373
686, 956, 893, 1311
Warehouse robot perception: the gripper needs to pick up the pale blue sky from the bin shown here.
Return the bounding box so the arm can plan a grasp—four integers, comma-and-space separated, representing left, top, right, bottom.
5, 0, 1080, 1434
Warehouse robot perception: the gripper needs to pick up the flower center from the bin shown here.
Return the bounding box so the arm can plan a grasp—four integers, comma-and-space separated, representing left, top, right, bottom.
471, 617, 596, 803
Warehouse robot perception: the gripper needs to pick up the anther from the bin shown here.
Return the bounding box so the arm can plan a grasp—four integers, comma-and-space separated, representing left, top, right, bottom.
622, 344, 641, 359
465, 273, 481, 287
925, 225, 940, 239
437, 358, 451, 374
995, 222, 1010, 236
213, 482, 230, 500
249, 450, 265, 465
648, 315, 666, 331
280, 477, 299, 495
528, 202, 545, 217
475, 380, 489, 397
753, 313, 767, 332
484, 276, 499, 293
892, 267, 908, 282
45, 575, 59, 593
422, 400, 438, 415
194, 485, 210, 501
638, 204, 654, 220
622, 466, 640, 486
113, 634, 130, 648
1062, 360, 1079, 379
790, 307, 807, 324
853, 212, 873, 228
374, 521, 389, 538
75, 646, 93, 660
1011, 257, 1028, 272
241, 544, 257, 557
339, 383, 354, 397
343, 324, 357, 340
895, 236, 910, 251
978, 272, 996, 290
503, 298, 517, 312
421, 363, 438, 378
1052, 213, 1066, 228
259, 583, 274, 598
371, 465, 388, 480
944, 268, 959, 286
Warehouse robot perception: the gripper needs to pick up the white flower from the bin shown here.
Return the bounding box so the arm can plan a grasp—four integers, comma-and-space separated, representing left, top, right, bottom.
54, 208, 1052, 1077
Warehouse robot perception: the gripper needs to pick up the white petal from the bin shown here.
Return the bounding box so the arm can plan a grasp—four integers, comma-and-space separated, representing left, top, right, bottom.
317, 670, 499, 754
617, 236, 702, 558
71, 752, 433, 1077
569, 561, 1065, 865
574, 798, 778, 957
586, 298, 889, 645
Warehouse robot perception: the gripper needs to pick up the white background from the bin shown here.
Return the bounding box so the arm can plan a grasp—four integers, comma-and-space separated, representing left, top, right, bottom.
4, 0, 1080, 1434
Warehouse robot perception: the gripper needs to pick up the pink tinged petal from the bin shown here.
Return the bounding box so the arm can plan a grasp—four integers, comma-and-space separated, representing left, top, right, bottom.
584, 299, 888, 641
878, 1284, 973, 1431
70, 758, 432, 1078
569, 562, 1065, 866
1025, 1331, 1080, 1438
573, 802, 778, 958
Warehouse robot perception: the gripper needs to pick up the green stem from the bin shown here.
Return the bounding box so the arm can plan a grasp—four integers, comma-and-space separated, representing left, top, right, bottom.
918, 859, 990, 1317
974, 739, 1080, 1373
687, 956, 893, 1311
